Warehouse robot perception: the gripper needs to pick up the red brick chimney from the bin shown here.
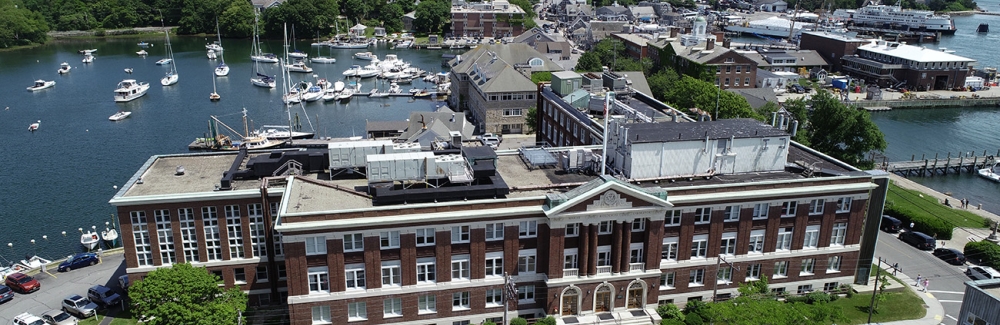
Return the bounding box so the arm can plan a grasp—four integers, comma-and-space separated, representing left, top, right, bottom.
705, 38, 715, 51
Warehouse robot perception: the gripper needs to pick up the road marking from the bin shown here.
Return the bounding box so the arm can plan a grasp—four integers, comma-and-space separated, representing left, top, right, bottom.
925, 292, 935, 298
947, 314, 958, 321
938, 300, 964, 303
934, 315, 943, 321
928, 290, 965, 295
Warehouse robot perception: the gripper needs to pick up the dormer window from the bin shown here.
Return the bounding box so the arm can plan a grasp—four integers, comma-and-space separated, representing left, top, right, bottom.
528, 58, 544, 66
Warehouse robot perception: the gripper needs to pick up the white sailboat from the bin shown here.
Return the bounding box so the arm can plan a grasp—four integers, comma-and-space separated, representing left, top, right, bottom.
288, 25, 308, 59
283, 24, 313, 73
311, 43, 336, 64
250, 14, 279, 63
250, 14, 276, 88
160, 30, 179, 86
214, 20, 230, 77
210, 71, 221, 101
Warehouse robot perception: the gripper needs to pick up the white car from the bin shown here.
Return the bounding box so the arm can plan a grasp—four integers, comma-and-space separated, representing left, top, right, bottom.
12, 313, 45, 325
479, 133, 501, 148
967, 265, 1000, 280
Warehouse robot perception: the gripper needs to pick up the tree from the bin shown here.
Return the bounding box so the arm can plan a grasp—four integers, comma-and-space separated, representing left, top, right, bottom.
508, 0, 537, 29
341, 0, 370, 21
806, 90, 887, 168
218, 0, 255, 38
647, 68, 680, 101
129, 263, 248, 325
737, 275, 770, 297
782, 98, 811, 145
574, 51, 602, 72
662, 75, 762, 121
657, 303, 685, 321
413, 0, 449, 33
524, 106, 538, 134
380, 2, 404, 33
509, 317, 528, 325
0, 0, 49, 47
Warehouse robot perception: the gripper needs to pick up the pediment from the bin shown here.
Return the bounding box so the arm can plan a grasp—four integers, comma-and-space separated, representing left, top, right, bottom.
544, 177, 671, 216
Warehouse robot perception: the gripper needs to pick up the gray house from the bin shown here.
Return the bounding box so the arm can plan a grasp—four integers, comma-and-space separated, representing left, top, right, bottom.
595, 5, 633, 21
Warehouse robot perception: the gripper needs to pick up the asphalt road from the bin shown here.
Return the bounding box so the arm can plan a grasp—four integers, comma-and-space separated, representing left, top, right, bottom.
0, 253, 127, 324
876, 231, 971, 325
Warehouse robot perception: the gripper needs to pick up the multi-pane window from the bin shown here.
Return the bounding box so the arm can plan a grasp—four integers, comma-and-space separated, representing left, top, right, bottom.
178, 208, 199, 263
774, 261, 788, 277
416, 228, 436, 246
242, 205, 265, 258
452, 292, 471, 310
801, 258, 815, 275
824, 282, 839, 292
804, 225, 820, 248
306, 236, 327, 255
131, 211, 153, 266
720, 233, 737, 256
269, 203, 283, 257
831, 222, 847, 246
630, 245, 644, 264
752, 203, 769, 219
383, 298, 402, 317
277, 263, 287, 280
597, 247, 612, 266
345, 264, 366, 290
632, 220, 645, 232
565, 223, 580, 237
691, 235, 708, 258
695, 208, 712, 224
485, 288, 504, 307
598, 221, 613, 234
452, 255, 470, 280
746, 263, 762, 280
380, 231, 400, 248
781, 201, 797, 217
836, 197, 852, 213
256, 266, 268, 282
451, 226, 470, 243
311, 305, 331, 324
307, 267, 329, 293
381, 261, 402, 287
717, 267, 732, 284
749, 230, 765, 254
666, 210, 681, 226
416, 258, 436, 283
776, 228, 793, 251
828, 256, 842, 272
418, 295, 436, 314
518, 285, 535, 302
662, 238, 679, 261
234, 268, 246, 283
202, 207, 222, 261
724, 205, 740, 222
343, 233, 363, 252
519, 221, 537, 238
485, 254, 503, 277
564, 250, 578, 269
689, 269, 705, 286
154, 210, 175, 265
347, 302, 366, 320
486, 223, 504, 241
660, 272, 675, 289
518, 250, 536, 274
809, 199, 825, 215
225, 205, 244, 259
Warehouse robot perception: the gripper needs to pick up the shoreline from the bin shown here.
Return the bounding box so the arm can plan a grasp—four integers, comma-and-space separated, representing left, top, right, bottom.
889, 174, 1000, 223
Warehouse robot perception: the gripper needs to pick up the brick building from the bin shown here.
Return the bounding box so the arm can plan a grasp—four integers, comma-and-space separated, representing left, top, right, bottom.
799, 31, 869, 73
451, 0, 528, 38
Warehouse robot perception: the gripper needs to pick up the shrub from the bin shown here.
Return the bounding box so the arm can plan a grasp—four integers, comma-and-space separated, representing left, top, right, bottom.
657, 303, 685, 320
94, 29, 106, 37
483, 321, 497, 325
662, 319, 686, 325
509, 317, 528, 325
535, 316, 556, 325
841, 284, 855, 298
965, 240, 1000, 268
684, 313, 705, 325
884, 202, 954, 240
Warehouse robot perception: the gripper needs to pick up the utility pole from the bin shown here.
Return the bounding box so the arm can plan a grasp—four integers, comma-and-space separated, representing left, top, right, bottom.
712, 255, 739, 302
867, 257, 883, 324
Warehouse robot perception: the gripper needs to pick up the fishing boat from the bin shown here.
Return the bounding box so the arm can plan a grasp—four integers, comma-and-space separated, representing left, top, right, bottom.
58, 62, 71, 74
109, 110, 132, 121
81, 231, 100, 250
28, 120, 40, 132
250, 14, 279, 63
204, 109, 286, 151
18, 256, 52, 271
214, 20, 230, 76
82, 53, 94, 63
160, 30, 179, 86
101, 228, 119, 246
979, 162, 1000, 182
137, 49, 148, 56
354, 52, 376, 60
27, 80, 55, 92
114, 79, 150, 102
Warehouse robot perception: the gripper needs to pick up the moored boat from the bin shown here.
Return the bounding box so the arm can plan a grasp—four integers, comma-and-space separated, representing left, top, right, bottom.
354, 52, 376, 60
58, 62, 71, 74
255, 125, 315, 140
82, 54, 94, 63
114, 79, 150, 102
28, 120, 40, 132
136, 50, 148, 56
109, 111, 132, 121
27, 80, 55, 92
18, 256, 52, 272
978, 163, 1000, 182
81, 231, 100, 250
101, 228, 119, 246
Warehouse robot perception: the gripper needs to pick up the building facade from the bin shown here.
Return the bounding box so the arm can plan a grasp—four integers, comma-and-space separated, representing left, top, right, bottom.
452, 0, 528, 38
799, 32, 870, 73
841, 39, 976, 90
957, 278, 1000, 325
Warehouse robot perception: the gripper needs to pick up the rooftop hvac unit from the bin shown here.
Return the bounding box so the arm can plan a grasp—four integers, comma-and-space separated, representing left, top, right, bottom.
328, 140, 394, 169
428, 154, 474, 183
366, 152, 435, 183
386, 142, 422, 154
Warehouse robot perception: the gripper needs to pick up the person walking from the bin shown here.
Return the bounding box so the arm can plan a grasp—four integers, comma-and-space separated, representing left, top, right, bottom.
922, 278, 930, 292
915, 274, 922, 287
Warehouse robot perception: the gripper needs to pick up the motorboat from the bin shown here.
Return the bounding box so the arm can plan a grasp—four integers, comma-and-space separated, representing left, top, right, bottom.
101, 228, 119, 246
82, 54, 94, 63
333, 80, 345, 93
109, 110, 132, 121
81, 230, 100, 250
330, 41, 369, 49
301, 85, 324, 102
27, 80, 55, 92
137, 41, 150, 47
285, 60, 313, 73
124, 68, 133, 74
255, 125, 315, 140
28, 120, 39, 132
388, 82, 401, 94
207, 49, 217, 59
288, 50, 308, 59
78, 49, 97, 54
205, 41, 223, 53
311, 56, 336, 64
160, 30, 179, 86
336, 87, 354, 101
58, 62, 71, 74
18, 256, 52, 271
213, 20, 229, 77
394, 40, 412, 49
136, 50, 148, 56
343, 64, 379, 78
354, 52, 376, 60
321, 88, 338, 101
979, 163, 1000, 182
114, 79, 150, 102
413, 89, 432, 98
393, 76, 414, 84
283, 87, 301, 104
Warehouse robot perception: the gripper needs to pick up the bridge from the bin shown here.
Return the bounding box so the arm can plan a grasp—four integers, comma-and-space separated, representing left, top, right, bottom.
884, 150, 998, 176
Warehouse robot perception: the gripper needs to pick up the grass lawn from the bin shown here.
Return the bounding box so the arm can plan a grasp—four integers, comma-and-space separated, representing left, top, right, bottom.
887, 182, 988, 228
828, 289, 926, 325
78, 309, 138, 325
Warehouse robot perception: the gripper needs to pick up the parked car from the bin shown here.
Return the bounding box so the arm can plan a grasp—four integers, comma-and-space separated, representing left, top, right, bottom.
898, 231, 936, 250
57, 252, 99, 272
480, 133, 501, 148
118, 275, 130, 291
932, 248, 967, 265
0, 285, 14, 303
12, 313, 45, 325
5, 272, 40, 293
967, 265, 1000, 280
87, 285, 122, 308
881, 215, 902, 233
62, 294, 98, 318
40, 310, 77, 325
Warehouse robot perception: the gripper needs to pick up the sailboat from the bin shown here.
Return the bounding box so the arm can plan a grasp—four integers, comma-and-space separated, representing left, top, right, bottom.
210, 71, 221, 101
250, 14, 276, 88
311, 41, 336, 64
288, 25, 308, 59
283, 24, 312, 73
160, 30, 179, 86
250, 14, 279, 63
214, 20, 230, 77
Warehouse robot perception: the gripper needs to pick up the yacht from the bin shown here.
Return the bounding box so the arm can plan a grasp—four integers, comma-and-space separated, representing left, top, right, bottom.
311, 56, 336, 64
57, 62, 71, 74
833, 0, 956, 34
109, 110, 132, 121
301, 85, 324, 102
330, 41, 369, 49
354, 52, 376, 60
255, 125, 315, 140
114, 79, 150, 102
137, 50, 148, 56
27, 80, 55, 91
285, 59, 313, 73
289, 50, 308, 59
343, 64, 380, 78
206, 41, 224, 53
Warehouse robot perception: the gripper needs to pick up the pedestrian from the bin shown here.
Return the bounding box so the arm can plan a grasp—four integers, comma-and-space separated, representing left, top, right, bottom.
910, 222, 915, 229
923, 278, 930, 292
915, 274, 922, 286
893, 263, 899, 275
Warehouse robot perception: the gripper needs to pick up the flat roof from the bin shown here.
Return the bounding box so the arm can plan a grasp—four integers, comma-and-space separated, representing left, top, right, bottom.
452, 2, 525, 13
120, 152, 262, 197
612, 33, 652, 46
622, 118, 789, 143
858, 41, 976, 63
802, 31, 869, 43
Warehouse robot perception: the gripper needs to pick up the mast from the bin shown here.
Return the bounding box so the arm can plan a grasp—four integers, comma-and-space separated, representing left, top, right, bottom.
216, 18, 225, 64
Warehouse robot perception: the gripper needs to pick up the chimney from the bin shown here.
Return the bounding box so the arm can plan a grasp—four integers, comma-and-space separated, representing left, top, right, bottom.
705, 39, 715, 51
669, 27, 678, 38
722, 38, 731, 49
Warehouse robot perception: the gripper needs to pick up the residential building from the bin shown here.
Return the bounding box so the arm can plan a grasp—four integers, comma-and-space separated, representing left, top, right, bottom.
588, 21, 628, 46
251, 0, 282, 9
403, 11, 417, 32
726, 88, 778, 110
841, 39, 976, 90
630, 5, 657, 22
595, 5, 633, 21
447, 44, 564, 134
513, 27, 573, 61
738, 49, 829, 74
754, 0, 788, 12
611, 33, 654, 61
451, 0, 528, 38
957, 278, 1000, 325
649, 38, 759, 89
799, 31, 870, 73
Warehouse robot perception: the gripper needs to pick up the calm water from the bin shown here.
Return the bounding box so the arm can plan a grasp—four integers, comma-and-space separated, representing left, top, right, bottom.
0, 36, 459, 262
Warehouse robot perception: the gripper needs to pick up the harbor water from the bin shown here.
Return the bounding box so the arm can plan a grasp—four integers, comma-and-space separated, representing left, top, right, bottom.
0, 36, 457, 262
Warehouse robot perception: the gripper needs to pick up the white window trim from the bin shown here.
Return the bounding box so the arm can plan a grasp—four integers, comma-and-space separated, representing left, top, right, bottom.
485, 252, 504, 277
804, 225, 821, 249
809, 199, 825, 215
343, 233, 363, 252
306, 236, 327, 256
347, 301, 367, 321
720, 232, 737, 256
312, 305, 332, 324
417, 295, 437, 315
519, 220, 538, 238
691, 235, 709, 259
451, 226, 471, 244
724, 205, 741, 222
773, 261, 788, 279
518, 249, 537, 274
415, 228, 436, 247
749, 230, 765, 254
383, 297, 403, 318
345, 264, 366, 290
416, 257, 437, 284
380, 231, 400, 249
381, 261, 402, 287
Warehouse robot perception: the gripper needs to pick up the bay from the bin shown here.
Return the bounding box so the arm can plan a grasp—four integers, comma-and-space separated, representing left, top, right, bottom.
0, 36, 457, 262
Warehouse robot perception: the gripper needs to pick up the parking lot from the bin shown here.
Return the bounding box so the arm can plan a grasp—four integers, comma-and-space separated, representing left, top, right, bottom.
0, 252, 126, 324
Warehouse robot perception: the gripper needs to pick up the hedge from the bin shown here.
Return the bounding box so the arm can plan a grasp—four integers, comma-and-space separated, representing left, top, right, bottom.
964, 240, 1000, 269
884, 202, 954, 240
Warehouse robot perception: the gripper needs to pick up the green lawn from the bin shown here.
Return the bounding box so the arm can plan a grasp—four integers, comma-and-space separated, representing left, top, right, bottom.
78, 309, 138, 325
887, 182, 988, 229
828, 289, 926, 324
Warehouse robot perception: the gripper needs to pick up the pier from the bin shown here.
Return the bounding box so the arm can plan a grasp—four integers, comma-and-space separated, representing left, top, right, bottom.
884, 150, 998, 176
854, 97, 1000, 109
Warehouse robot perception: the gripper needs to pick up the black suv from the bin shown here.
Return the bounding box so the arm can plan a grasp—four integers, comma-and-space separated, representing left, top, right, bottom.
881, 215, 902, 233
899, 231, 936, 250
87, 285, 122, 308
933, 248, 967, 265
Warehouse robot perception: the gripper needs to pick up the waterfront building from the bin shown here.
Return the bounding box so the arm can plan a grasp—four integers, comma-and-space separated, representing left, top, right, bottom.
451, 0, 528, 38
842, 39, 977, 90
738, 49, 829, 74
447, 44, 563, 135
799, 31, 870, 73
957, 278, 1000, 325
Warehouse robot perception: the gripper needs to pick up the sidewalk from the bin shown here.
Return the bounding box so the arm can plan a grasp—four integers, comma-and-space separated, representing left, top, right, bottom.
867, 271, 948, 325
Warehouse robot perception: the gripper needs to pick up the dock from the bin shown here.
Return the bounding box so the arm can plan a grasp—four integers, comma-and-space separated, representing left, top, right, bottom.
885, 151, 998, 176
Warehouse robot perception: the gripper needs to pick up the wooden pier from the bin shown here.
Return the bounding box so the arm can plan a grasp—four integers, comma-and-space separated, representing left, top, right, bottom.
885, 150, 999, 176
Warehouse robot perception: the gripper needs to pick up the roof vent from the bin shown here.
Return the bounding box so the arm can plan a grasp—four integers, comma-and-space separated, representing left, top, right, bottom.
175, 166, 185, 176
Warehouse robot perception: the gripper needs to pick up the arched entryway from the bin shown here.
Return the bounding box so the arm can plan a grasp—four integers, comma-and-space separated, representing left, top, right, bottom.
561, 286, 581, 316
594, 283, 613, 313
626, 280, 646, 309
